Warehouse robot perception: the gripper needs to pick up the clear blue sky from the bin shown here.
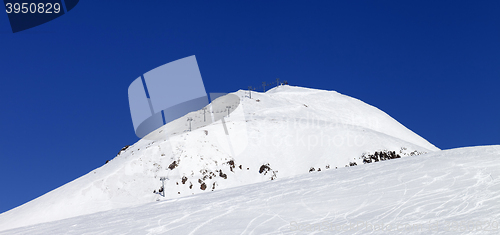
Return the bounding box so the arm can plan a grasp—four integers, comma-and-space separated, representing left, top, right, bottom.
0, 1, 498, 214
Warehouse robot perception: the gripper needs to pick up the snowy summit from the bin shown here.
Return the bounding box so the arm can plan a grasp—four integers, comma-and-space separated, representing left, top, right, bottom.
4, 85, 496, 235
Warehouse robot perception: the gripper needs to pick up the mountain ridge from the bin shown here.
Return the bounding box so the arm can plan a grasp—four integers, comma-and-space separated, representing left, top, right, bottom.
0, 85, 440, 231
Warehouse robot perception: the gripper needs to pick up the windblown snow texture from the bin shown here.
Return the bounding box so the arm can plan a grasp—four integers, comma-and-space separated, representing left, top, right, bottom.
1, 146, 499, 234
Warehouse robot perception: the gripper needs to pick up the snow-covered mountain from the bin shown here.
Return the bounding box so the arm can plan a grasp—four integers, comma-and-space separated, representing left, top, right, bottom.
2, 145, 499, 234
0, 85, 440, 231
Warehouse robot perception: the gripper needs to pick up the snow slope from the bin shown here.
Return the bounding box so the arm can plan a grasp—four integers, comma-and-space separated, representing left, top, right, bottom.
0, 85, 440, 231
1, 145, 499, 234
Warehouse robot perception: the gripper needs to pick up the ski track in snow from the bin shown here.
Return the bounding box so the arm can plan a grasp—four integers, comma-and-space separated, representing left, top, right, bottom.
1, 146, 499, 234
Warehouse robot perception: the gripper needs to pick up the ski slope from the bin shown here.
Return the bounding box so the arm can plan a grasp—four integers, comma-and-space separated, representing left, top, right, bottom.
1, 145, 499, 234
0, 85, 441, 231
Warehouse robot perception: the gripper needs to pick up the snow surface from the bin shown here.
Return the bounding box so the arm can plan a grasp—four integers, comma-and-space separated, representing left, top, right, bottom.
1, 145, 499, 234
0, 85, 441, 231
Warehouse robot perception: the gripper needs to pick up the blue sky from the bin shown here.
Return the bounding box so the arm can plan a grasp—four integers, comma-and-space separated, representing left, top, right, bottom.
0, 1, 498, 214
